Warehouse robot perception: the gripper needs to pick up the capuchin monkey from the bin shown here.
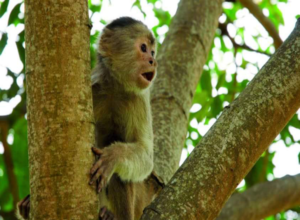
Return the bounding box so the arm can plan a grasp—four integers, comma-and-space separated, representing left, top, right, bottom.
18, 17, 158, 220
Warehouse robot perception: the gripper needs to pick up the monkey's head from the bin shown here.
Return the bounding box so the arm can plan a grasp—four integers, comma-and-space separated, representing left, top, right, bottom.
99, 17, 157, 92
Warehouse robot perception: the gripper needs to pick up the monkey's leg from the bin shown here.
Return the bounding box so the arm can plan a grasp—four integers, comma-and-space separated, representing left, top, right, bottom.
108, 175, 135, 220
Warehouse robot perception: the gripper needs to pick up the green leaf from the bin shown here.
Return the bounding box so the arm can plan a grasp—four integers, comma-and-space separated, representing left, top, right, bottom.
192, 91, 208, 106
6, 69, 20, 99
90, 4, 102, 13
216, 72, 226, 90
0, 33, 8, 55
16, 30, 25, 69
223, 2, 242, 21
296, 15, 300, 19
0, 154, 13, 211
132, 0, 146, 18
211, 96, 223, 118
8, 3, 23, 26
100, 19, 107, 25
200, 70, 212, 96
147, 0, 159, 4
11, 117, 30, 199
0, 0, 9, 18
193, 100, 213, 122
153, 8, 172, 26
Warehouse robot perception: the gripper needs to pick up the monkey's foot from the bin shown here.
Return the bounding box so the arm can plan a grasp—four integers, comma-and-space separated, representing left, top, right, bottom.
99, 206, 116, 220
17, 194, 30, 219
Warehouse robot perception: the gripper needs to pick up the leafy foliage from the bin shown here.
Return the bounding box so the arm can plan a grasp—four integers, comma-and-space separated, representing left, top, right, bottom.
0, 0, 299, 219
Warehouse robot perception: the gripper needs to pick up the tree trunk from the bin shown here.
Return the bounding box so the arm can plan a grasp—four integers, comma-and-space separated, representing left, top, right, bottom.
25, 0, 98, 219
143, 19, 300, 220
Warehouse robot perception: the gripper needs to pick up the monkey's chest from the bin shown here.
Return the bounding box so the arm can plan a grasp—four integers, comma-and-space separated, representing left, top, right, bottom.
95, 100, 138, 147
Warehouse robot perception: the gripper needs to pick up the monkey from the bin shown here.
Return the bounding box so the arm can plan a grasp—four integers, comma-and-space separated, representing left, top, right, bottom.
17, 17, 159, 220
90, 16, 158, 220
89, 16, 158, 219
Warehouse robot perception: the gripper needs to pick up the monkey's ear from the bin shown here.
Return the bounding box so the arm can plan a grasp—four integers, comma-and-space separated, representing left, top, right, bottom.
99, 29, 114, 57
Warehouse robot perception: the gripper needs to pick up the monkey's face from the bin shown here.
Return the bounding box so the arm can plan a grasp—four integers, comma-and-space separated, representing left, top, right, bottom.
106, 35, 157, 92
133, 37, 157, 90
99, 24, 157, 92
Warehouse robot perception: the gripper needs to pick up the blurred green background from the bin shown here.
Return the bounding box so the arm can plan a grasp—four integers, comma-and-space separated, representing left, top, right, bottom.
0, 0, 299, 219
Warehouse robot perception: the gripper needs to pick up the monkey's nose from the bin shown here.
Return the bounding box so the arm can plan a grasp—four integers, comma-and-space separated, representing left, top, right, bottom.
149, 60, 153, 65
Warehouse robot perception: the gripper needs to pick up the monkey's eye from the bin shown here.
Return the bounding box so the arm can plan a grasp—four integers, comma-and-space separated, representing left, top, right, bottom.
151, 51, 155, 56
141, 44, 147, 53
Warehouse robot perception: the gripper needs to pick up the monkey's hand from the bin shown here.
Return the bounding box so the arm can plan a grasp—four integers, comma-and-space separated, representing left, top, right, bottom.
90, 147, 119, 192
17, 194, 30, 219
99, 206, 116, 220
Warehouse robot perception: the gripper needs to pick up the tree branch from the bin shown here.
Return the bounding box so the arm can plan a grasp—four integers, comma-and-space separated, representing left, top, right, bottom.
239, 0, 283, 49
151, 0, 224, 185
143, 19, 300, 219
218, 22, 271, 56
217, 174, 300, 220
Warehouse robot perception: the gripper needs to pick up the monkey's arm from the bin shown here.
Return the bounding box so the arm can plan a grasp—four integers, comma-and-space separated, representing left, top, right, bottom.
90, 141, 153, 191
111, 141, 153, 181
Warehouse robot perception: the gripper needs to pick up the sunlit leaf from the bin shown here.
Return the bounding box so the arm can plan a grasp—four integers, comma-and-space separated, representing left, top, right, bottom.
0, 0, 9, 18
0, 32, 8, 55
8, 3, 23, 26
132, 0, 146, 18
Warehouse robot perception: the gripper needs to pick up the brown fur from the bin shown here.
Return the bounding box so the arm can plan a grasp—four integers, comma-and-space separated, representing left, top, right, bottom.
92, 17, 157, 220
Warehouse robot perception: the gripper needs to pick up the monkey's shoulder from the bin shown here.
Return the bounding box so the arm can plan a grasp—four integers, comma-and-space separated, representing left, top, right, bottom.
94, 91, 151, 136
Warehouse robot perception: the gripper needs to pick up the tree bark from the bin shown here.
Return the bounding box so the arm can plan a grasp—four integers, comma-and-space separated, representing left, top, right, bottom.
25, 0, 98, 219
217, 174, 300, 220
143, 19, 300, 220
151, 0, 223, 185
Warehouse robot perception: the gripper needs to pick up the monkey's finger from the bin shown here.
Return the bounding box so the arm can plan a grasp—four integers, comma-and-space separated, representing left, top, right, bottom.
97, 176, 106, 193
17, 201, 23, 215
102, 213, 108, 220
24, 197, 30, 219
104, 214, 110, 220
90, 159, 103, 175
21, 202, 27, 219
19, 195, 30, 218
105, 212, 112, 220
100, 206, 107, 217
108, 212, 114, 220
92, 147, 103, 155
98, 176, 108, 193
90, 168, 103, 185
18, 194, 29, 209
97, 179, 103, 193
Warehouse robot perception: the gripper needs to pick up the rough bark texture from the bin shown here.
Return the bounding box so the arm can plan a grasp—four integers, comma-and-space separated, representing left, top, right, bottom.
151, 0, 223, 185
239, 0, 283, 49
143, 19, 300, 220
25, 0, 98, 219
217, 174, 300, 220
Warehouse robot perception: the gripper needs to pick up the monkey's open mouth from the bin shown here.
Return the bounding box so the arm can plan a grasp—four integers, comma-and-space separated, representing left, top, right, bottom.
142, 72, 154, 82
